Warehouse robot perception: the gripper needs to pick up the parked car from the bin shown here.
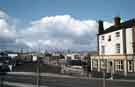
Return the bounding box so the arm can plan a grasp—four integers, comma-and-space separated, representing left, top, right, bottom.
61, 60, 86, 75
0, 63, 10, 73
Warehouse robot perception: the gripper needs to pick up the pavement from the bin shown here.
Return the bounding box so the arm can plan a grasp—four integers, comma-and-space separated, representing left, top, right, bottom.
3, 81, 48, 87
7, 72, 135, 82
1, 72, 135, 87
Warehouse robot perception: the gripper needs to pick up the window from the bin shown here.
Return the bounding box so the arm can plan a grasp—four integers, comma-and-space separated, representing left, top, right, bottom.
67, 56, 72, 60
108, 35, 111, 41
115, 60, 123, 71
101, 45, 105, 54
116, 32, 120, 37
102, 36, 104, 40
116, 43, 120, 53
74, 55, 80, 60
128, 60, 133, 72
92, 59, 98, 69
100, 59, 106, 70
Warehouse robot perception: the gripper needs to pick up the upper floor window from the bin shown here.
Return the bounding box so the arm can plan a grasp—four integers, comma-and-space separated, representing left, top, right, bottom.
116, 43, 120, 53
108, 35, 111, 41
101, 36, 104, 40
116, 32, 120, 37
101, 45, 105, 54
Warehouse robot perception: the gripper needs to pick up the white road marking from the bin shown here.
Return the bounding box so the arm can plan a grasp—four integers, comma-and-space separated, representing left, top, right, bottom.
3, 81, 48, 87
7, 72, 76, 78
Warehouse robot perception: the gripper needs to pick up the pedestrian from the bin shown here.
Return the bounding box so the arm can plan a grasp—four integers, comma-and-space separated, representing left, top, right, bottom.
9, 64, 12, 72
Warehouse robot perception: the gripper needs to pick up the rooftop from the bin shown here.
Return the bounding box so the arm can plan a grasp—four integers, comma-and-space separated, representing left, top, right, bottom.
99, 18, 135, 35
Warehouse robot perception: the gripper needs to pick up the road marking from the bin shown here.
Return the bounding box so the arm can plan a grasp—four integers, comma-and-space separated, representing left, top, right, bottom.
7, 72, 76, 78
3, 81, 48, 87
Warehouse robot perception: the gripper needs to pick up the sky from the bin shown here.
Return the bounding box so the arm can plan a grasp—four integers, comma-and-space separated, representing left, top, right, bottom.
0, 0, 134, 52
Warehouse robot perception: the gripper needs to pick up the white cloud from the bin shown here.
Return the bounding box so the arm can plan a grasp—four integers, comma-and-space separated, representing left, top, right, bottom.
20, 15, 110, 51
0, 10, 18, 50
0, 10, 113, 52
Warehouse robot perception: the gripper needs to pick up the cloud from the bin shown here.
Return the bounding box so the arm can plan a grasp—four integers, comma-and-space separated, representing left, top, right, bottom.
19, 15, 107, 51
0, 10, 23, 50
0, 10, 113, 52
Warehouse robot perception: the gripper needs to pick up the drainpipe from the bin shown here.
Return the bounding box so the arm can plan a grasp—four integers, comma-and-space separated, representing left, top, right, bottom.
122, 28, 127, 76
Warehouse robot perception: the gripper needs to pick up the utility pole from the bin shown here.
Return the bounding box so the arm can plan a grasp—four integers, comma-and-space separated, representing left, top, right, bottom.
36, 42, 41, 87
103, 71, 106, 87
36, 56, 41, 87
102, 59, 106, 87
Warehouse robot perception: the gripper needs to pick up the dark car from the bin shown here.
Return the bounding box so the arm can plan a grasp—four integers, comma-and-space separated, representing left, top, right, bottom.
0, 63, 10, 73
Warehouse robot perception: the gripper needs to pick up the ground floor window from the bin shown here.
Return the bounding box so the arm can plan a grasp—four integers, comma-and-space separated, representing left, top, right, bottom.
115, 60, 124, 72
100, 59, 106, 70
128, 60, 134, 72
92, 59, 98, 70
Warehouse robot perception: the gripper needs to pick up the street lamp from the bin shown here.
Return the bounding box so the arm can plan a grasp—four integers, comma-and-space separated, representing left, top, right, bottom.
102, 59, 106, 87
36, 56, 42, 87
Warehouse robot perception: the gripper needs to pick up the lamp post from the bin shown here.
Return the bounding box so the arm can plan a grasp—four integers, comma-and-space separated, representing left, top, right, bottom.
36, 41, 42, 87
36, 56, 41, 87
102, 59, 106, 87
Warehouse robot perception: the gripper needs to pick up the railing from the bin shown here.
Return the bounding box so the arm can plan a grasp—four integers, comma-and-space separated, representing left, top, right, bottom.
90, 54, 135, 60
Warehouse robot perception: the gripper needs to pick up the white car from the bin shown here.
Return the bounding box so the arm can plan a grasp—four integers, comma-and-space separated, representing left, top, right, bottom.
61, 60, 86, 75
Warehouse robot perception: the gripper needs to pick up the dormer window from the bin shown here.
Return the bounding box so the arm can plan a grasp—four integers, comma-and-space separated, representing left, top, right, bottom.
108, 35, 111, 41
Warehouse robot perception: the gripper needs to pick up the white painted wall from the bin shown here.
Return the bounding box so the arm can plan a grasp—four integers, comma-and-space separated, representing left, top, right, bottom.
126, 28, 133, 54
99, 28, 133, 55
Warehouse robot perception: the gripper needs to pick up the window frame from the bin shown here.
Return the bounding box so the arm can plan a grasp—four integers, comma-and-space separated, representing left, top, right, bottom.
116, 32, 120, 37
115, 60, 124, 71
101, 36, 104, 40
101, 45, 105, 54
116, 43, 120, 53
108, 35, 111, 41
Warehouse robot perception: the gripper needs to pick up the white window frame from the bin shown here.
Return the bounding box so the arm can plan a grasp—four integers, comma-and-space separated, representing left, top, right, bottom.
92, 59, 98, 69
128, 60, 133, 72
101, 45, 105, 54
116, 43, 120, 53
100, 59, 106, 70
115, 60, 124, 71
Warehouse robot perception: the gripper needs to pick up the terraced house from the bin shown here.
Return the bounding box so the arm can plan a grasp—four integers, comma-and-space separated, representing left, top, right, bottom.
91, 17, 135, 76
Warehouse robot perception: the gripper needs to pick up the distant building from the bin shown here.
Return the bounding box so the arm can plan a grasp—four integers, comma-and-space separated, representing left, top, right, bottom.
65, 53, 82, 61
91, 17, 135, 76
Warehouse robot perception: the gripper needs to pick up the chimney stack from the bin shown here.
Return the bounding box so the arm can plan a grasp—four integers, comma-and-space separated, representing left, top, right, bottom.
114, 16, 121, 26
98, 20, 104, 34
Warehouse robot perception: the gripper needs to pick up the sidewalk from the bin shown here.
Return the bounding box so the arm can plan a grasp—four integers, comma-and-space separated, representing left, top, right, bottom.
3, 81, 48, 87
7, 72, 135, 82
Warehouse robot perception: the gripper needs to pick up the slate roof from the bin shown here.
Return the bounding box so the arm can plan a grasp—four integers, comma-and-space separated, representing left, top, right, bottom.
99, 18, 135, 35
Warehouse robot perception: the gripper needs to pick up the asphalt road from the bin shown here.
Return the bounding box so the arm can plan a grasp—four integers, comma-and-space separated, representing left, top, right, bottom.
2, 74, 135, 87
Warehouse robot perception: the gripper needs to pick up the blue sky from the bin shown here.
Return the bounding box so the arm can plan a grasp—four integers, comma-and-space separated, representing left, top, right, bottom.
0, 0, 134, 21
0, 0, 134, 52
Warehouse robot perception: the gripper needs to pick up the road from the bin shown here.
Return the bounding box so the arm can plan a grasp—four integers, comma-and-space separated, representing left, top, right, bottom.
2, 72, 135, 87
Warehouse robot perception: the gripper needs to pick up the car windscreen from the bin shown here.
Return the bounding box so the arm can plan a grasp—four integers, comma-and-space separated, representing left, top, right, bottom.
67, 60, 86, 66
